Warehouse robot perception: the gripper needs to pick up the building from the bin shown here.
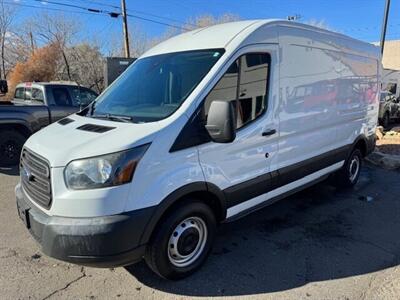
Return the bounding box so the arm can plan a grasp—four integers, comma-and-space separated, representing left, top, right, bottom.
381, 40, 400, 71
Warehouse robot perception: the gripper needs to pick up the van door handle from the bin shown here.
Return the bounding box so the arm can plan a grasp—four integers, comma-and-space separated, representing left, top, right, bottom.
262, 129, 276, 136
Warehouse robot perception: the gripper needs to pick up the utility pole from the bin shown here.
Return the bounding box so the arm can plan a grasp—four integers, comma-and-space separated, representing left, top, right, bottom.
121, 0, 130, 58
380, 0, 391, 55
29, 32, 35, 54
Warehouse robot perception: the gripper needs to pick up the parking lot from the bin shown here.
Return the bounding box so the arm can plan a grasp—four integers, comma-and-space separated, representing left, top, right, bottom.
1, 163, 400, 299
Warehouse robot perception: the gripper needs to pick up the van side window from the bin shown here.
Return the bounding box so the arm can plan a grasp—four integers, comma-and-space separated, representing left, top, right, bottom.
204, 53, 270, 129
204, 60, 239, 116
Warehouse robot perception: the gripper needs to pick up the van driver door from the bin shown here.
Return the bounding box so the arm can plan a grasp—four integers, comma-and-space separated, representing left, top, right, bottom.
197, 44, 279, 217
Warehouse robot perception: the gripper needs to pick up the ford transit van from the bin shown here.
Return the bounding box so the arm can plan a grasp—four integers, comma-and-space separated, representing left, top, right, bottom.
15, 20, 380, 280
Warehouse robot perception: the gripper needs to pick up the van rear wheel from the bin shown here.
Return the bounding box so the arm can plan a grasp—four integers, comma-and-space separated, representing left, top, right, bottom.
144, 200, 216, 280
334, 148, 362, 188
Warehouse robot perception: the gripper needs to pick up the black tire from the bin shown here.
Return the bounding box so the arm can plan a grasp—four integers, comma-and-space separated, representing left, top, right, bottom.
0, 130, 26, 167
334, 148, 362, 188
144, 200, 217, 280
382, 112, 390, 128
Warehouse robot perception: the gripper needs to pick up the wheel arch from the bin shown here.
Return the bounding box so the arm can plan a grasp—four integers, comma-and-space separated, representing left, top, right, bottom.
139, 182, 227, 245
0, 121, 33, 138
351, 134, 375, 157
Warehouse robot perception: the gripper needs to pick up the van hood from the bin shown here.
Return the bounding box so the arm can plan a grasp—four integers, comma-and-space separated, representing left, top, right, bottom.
25, 114, 161, 167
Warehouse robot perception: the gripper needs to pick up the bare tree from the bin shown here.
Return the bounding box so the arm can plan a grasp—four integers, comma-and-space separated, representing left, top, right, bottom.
61, 43, 104, 92
185, 13, 240, 29
109, 13, 241, 59
109, 26, 155, 58
26, 13, 79, 81
0, 0, 17, 79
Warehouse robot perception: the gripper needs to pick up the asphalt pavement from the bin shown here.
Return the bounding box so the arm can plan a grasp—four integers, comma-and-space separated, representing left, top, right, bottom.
1, 163, 400, 299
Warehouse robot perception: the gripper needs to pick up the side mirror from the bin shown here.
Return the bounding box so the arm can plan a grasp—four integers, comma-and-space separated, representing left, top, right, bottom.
205, 100, 236, 143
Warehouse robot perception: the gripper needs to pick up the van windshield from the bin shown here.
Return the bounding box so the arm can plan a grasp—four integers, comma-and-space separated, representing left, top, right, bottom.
91, 49, 224, 123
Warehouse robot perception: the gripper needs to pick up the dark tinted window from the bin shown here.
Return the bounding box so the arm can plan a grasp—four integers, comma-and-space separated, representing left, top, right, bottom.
52, 87, 72, 106
205, 53, 270, 129
246, 53, 269, 67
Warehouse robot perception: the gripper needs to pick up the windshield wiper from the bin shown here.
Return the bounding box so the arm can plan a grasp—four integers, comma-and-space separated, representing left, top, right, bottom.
91, 113, 134, 123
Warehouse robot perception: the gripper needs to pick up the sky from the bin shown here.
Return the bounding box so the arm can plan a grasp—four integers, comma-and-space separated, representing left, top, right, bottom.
7, 0, 400, 51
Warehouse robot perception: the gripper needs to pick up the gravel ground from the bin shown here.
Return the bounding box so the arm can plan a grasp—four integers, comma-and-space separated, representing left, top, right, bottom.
377, 138, 400, 156
1, 163, 400, 299
376, 123, 400, 155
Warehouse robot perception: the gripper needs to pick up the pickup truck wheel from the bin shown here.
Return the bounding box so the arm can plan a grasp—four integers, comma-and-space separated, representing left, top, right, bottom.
0, 130, 26, 166
382, 112, 390, 128
334, 149, 362, 188
144, 200, 216, 280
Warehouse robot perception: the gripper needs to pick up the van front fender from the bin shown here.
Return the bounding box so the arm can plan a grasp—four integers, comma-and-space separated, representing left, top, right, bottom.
138, 181, 226, 246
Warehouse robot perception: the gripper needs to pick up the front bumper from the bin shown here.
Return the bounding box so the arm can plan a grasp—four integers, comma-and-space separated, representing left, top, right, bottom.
15, 183, 155, 268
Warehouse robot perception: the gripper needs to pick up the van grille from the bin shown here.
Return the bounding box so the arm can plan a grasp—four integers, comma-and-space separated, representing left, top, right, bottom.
20, 148, 52, 209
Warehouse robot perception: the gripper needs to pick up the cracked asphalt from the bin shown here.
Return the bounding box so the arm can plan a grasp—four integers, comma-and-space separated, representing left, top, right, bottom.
1, 163, 400, 299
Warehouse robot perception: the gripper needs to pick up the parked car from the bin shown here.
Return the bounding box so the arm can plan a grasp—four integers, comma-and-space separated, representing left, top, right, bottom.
0, 82, 98, 166
16, 20, 380, 280
379, 91, 400, 127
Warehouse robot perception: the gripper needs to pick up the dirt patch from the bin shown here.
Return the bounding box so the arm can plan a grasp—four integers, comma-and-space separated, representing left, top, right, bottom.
376, 125, 400, 156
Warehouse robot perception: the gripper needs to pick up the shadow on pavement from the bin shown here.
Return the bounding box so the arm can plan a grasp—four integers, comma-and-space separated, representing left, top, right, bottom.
0, 165, 19, 176
126, 164, 400, 297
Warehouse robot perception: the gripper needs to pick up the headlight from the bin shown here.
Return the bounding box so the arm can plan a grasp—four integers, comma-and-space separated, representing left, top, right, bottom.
64, 144, 150, 190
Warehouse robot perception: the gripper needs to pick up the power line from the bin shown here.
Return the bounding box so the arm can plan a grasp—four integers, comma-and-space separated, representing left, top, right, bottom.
2, 1, 103, 16
29, 0, 119, 17
126, 13, 187, 30
22, 0, 190, 30
71, 0, 194, 28
74, 0, 120, 10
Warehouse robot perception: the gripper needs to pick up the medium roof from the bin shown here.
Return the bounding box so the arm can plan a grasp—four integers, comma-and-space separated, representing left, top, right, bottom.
142, 20, 266, 57
141, 19, 379, 58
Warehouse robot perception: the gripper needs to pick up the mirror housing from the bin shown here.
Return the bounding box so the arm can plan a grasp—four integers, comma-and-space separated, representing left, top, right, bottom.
205, 100, 236, 143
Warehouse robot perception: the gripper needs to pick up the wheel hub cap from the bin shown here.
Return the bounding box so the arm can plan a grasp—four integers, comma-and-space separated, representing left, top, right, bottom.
167, 217, 207, 267
349, 156, 360, 182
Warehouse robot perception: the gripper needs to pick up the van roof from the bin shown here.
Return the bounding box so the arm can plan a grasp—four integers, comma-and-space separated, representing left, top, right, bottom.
142, 19, 379, 59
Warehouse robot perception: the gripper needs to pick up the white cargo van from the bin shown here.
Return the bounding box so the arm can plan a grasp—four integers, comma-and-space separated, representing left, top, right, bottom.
15, 20, 380, 280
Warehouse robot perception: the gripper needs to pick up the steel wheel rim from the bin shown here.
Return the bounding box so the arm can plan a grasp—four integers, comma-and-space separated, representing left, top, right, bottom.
349, 155, 360, 182
167, 216, 208, 267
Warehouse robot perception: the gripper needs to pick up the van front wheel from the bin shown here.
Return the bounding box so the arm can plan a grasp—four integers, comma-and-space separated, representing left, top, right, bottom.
144, 200, 216, 280
334, 149, 362, 188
